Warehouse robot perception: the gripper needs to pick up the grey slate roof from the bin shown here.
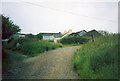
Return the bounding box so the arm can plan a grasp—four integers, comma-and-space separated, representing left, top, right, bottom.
68, 30, 102, 37
68, 30, 87, 37
40, 32, 63, 38
84, 30, 103, 37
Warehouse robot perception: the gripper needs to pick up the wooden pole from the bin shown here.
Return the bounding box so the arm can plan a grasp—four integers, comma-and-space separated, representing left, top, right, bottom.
91, 34, 94, 42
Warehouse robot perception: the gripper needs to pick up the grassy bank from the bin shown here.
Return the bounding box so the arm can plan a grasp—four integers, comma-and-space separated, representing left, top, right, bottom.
4, 37, 63, 57
2, 38, 63, 74
15, 40, 62, 57
73, 34, 119, 79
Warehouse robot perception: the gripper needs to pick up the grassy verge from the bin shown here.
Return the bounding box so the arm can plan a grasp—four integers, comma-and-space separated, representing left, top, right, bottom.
15, 40, 63, 57
2, 37, 63, 74
2, 49, 28, 74
4, 37, 63, 57
73, 34, 119, 79
63, 44, 81, 47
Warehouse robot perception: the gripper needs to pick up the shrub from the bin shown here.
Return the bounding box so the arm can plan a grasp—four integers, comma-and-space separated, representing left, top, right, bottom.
73, 34, 119, 79
14, 40, 63, 57
4, 37, 32, 50
60, 37, 89, 44
4, 37, 63, 57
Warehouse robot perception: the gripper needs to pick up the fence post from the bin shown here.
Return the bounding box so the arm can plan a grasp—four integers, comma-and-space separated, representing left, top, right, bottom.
91, 34, 94, 42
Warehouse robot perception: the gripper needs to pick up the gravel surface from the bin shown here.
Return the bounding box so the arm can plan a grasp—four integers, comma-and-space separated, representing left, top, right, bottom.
3, 46, 80, 79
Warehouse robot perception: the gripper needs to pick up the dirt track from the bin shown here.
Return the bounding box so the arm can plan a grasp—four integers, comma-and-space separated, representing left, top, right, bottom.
5, 46, 80, 79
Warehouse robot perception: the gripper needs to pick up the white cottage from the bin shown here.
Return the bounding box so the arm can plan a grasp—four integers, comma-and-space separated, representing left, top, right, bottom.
40, 32, 63, 42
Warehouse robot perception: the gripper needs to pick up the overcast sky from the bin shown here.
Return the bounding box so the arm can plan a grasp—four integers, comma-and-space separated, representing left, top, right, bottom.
1, 0, 119, 34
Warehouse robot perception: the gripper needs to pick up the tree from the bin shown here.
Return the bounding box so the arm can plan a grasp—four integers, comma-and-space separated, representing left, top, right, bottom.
2, 15, 21, 39
36, 33, 43, 40
26, 33, 36, 38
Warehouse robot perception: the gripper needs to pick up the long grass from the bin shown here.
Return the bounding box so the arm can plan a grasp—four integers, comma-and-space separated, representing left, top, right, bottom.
15, 40, 62, 57
4, 38, 63, 57
73, 34, 119, 79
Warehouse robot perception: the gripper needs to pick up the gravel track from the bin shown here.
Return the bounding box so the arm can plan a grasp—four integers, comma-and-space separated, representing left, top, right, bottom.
4, 46, 80, 79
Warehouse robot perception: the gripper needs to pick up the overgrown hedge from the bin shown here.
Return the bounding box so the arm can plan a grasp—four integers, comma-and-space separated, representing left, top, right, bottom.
4, 37, 63, 57
4, 37, 35, 50
60, 37, 89, 44
15, 41, 62, 56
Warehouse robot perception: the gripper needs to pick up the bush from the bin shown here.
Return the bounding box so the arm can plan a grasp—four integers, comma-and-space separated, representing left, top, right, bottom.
4, 37, 63, 57
4, 37, 32, 50
73, 34, 119, 79
60, 37, 89, 44
14, 40, 63, 57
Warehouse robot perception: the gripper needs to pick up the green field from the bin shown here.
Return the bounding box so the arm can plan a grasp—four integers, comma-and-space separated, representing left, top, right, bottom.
73, 34, 119, 79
